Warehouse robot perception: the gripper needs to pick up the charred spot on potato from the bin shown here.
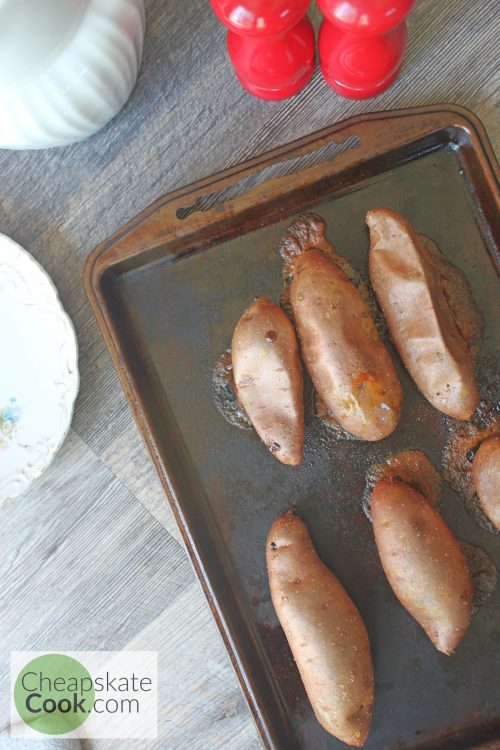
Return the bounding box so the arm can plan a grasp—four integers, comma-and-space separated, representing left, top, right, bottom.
270, 541, 277, 550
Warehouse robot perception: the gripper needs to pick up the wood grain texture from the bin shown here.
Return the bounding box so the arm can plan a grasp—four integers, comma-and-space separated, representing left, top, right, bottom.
0, 0, 498, 748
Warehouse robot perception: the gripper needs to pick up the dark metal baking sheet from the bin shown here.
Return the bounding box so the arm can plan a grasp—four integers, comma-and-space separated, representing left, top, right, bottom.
85, 106, 500, 750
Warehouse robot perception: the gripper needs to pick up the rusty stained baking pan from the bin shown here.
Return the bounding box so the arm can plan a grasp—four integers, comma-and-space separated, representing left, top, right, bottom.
85, 106, 500, 750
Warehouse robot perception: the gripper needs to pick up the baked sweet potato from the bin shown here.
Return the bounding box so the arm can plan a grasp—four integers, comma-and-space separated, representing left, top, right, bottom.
371, 478, 472, 654
472, 434, 500, 530
267, 511, 374, 746
280, 213, 402, 441
366, 208, 480, 419
232, 296, 304, 465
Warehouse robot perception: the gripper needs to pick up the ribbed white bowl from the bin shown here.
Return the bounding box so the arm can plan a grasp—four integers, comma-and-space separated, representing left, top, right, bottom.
0, 0, 145, 149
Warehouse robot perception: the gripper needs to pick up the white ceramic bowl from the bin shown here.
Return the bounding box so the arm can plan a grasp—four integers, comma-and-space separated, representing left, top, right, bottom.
0, 0, 145, 149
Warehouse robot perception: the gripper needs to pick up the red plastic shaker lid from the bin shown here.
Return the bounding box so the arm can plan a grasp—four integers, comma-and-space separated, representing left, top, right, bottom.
318, 0, 415, 35
210, 0, 311, 37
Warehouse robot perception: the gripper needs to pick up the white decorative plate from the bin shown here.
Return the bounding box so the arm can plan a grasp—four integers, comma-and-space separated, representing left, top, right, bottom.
0, 235, 79, 501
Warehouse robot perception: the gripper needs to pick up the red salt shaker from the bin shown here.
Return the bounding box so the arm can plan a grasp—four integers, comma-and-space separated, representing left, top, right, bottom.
318, 0, 415, 98
210, 0, 315, 100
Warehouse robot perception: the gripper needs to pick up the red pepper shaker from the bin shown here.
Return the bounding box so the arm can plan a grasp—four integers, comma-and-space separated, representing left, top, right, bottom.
210, 0, 315, 100
318, 0, 415, 99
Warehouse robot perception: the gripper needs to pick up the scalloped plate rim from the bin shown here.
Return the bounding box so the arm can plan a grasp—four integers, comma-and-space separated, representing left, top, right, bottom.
0, 232, 80, 501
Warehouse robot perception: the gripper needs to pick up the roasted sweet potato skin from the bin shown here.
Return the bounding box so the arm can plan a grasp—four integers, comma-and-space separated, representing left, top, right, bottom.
290, 247, 402, 441
232, 296, 304, 465
267, 511, 374, 746
367, 208, 480, 420
371, 479, 472, 654
472, 435, 500, 530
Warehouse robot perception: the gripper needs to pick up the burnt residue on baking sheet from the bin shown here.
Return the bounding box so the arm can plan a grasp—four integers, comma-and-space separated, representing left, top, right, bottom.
362, 449, 442, 521
443, 398, 500, 534
459, 540, 497, 614
409, 718, 500, 750
477, 353, 500, 404
212, 349, 251, 430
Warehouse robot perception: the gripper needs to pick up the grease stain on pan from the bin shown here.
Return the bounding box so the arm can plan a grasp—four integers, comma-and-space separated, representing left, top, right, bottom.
257, 623, 308, 719
362, 449, 441, 522
443, 396, 500, 535
458, 540, 497, 615
212, 349, 251, 430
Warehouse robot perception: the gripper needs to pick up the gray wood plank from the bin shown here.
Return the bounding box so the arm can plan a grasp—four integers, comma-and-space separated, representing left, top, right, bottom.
0, 433, 193, 712
84, 584, 261, 750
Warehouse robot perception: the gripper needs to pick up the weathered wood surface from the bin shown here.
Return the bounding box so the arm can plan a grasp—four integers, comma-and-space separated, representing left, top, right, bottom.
0, 0, 498, 747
